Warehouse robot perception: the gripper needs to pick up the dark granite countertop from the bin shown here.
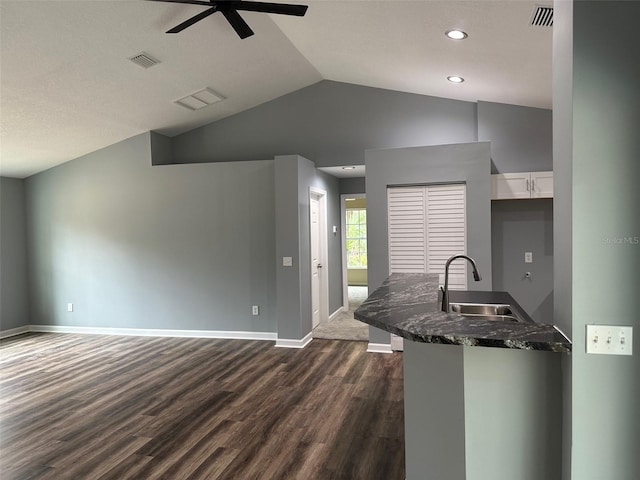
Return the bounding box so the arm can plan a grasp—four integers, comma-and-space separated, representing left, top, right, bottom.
354, 273, 572, 352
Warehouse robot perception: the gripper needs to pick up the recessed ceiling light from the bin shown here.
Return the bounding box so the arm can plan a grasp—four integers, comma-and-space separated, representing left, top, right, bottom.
445, 29, 468, 40
342, 166, 356, 170
447, 76, 465, 84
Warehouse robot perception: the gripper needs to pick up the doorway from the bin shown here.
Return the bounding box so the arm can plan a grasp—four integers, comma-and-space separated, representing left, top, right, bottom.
311, 192, 369, 342
310, 188, 329, 329
341, 193, 368, 312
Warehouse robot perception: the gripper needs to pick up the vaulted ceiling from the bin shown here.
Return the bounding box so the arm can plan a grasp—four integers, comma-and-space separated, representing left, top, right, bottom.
0, 0, 552, 178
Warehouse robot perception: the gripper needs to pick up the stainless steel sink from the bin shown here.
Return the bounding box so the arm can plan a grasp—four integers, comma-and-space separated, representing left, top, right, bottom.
449, 302, 521, 322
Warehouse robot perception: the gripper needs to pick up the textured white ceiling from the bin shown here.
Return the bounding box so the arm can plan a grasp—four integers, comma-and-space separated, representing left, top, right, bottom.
0, 0, 552, 178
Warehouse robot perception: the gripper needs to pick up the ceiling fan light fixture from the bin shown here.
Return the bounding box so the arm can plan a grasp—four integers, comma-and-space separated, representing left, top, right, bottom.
447, 76, 465, 84
445, 29, 467, 40
149, 0, 308, 39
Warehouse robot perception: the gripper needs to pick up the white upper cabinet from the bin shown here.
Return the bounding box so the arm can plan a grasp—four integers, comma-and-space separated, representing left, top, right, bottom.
491, 171, 553, 200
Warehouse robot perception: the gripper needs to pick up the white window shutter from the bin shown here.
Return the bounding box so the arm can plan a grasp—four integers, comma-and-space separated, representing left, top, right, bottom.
425, 184, 466, 289
388, 187, 426, 273
388, 184, 467, 288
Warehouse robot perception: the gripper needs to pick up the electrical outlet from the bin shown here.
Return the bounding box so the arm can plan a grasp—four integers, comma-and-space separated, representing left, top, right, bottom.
67, 303, 74, 312
586, 325, 633, 355
252, 305, 259, 316
525, 252, 533, 263
283, 257, 293, 267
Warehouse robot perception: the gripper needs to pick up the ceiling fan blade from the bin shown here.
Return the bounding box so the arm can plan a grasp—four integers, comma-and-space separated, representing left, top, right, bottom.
146, 0, 213, 7
220, 8, 254, 39
166, 6, 218, 33
234, 1, 308, 16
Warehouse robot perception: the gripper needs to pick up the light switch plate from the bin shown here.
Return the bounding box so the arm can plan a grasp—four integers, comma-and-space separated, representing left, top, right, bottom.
586, 325, 633, 355
525, 252, 533, 263
283, 256, 293, 267
67, 303, 73, 312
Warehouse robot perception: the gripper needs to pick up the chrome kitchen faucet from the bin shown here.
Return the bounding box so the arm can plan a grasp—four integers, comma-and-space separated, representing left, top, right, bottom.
441, 255, 482, 313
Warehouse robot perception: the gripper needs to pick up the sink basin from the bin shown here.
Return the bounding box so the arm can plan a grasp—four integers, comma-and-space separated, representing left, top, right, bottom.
449, 302, 521, 322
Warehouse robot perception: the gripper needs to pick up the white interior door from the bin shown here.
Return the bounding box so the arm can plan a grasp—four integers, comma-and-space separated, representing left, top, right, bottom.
310, 194, 321, 329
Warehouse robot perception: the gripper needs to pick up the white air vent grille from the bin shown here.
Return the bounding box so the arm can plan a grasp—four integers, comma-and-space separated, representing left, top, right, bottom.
175, 88, 225, 111
129, 52, 160, 69
530, 6, 553, 27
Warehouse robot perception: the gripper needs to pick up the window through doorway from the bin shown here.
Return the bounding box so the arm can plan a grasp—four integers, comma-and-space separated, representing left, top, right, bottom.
346, 207, 367, 269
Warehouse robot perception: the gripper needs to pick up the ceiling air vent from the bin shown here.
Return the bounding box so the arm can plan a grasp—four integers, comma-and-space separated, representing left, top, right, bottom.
175, 88, 225, 111
530, 5, 553, 27
129, 52, 160, 69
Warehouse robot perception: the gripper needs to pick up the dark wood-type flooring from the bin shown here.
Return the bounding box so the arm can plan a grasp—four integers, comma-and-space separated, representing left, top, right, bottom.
0, 333, 404, 479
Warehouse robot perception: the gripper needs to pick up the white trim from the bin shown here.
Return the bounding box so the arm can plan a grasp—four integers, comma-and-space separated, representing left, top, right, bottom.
0, 325, 30, 339
310, 187, 329, 327
275, 331, 313, 349
28, 325, 277, 341
366, 342, 393, 354
328, 306, 345, 322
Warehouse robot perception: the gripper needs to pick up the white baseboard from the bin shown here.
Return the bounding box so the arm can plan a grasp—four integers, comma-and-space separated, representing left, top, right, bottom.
26, 325, 277, 341
275, 331, 313, 349
328, 307, 345, 322
0, 325, 30, 339
367, 342, 393, 354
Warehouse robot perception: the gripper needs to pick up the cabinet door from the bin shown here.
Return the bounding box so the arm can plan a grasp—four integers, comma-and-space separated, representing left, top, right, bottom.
491, 173, 531, 199
530, 171, 553, 198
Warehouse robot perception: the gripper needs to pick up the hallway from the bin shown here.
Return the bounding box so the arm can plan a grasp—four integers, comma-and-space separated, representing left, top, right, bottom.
312, 286, 369, 341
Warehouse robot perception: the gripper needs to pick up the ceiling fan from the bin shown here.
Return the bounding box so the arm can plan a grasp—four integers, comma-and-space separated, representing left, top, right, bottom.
148, 0, 308, 39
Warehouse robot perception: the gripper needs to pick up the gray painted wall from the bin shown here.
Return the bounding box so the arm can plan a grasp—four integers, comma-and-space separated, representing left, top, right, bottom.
404, 341, 562, 480
339, 177, 365, 195
478, 100, 555, 327
464, 347, 562, 480
365, 142, 493, 343
567, 2, 640, 479
478, 101, 553, 174
275, 155, 304, 339
491, 199, 554, 324
404, 342, 466, 480
25, 133, 277, 333
150, 131, 173, 166
169, 80, 478, 168
553, 2, 574, 477
0, 177, 30, 330
275, 155, 342, 340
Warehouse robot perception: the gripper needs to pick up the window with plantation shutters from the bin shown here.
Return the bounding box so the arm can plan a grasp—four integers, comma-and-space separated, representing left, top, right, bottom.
388, 184, 467, 289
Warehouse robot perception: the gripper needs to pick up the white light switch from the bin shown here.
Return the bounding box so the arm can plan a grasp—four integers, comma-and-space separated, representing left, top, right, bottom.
525, 252, 533, 263
586, 325, 633, 355
283, 256, 293, 267
67, 303, 73, 312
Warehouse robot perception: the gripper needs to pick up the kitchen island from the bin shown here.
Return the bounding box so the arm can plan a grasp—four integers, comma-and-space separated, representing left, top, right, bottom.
354, 273, 571, 480
354, 273, 571, 352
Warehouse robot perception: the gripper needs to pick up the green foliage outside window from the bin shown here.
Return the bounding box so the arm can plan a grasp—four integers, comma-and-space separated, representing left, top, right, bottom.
346, 209, 367, 268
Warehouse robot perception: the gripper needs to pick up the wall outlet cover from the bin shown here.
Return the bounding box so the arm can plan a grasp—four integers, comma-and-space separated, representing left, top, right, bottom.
283, 256, 293, 267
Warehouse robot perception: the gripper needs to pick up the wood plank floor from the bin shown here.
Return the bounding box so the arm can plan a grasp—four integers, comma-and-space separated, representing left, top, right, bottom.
0, 333, 404, 479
